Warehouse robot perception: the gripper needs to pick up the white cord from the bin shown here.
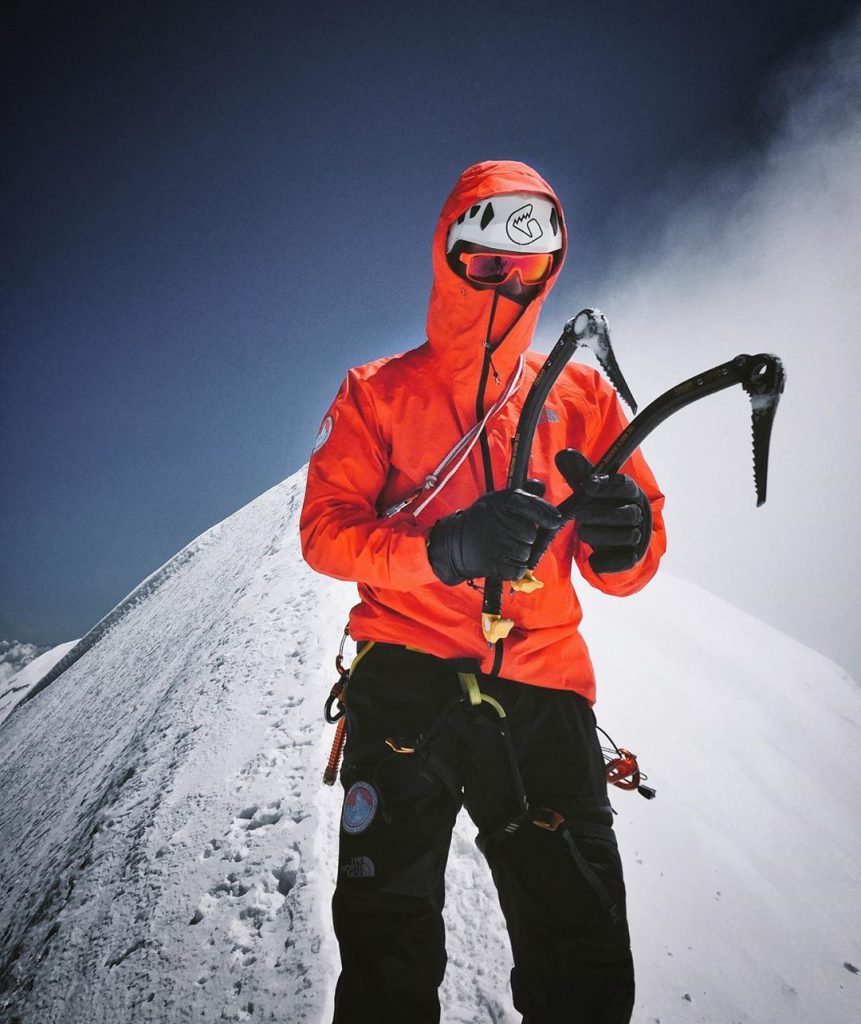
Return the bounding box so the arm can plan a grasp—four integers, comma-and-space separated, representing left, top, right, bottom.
383, 354, 526, 519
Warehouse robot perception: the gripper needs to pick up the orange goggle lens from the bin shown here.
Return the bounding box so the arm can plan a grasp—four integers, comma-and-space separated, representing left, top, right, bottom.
459, 251, 554, 286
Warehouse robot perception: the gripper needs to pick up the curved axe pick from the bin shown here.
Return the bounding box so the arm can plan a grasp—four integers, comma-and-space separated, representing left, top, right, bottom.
555, 352, 787, 523
569, 309, 638, 415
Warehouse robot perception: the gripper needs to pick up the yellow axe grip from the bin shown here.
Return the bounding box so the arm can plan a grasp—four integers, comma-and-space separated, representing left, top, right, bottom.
481, 613, 514, 644
510, 570, 543, 594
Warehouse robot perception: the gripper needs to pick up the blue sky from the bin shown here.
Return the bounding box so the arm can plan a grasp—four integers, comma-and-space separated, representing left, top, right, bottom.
3, 0, 858, 649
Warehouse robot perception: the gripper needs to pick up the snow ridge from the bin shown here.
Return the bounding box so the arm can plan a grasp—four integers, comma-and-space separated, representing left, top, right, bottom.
4, 518, 229, 722
1, 466, 858, 1023
0, 469, 346, 1021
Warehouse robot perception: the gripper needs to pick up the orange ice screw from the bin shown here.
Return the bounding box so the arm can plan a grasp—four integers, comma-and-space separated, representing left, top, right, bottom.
323, 717, 347, 786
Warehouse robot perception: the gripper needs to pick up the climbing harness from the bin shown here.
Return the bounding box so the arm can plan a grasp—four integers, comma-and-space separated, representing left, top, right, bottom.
322, 633, 655, 801
320, 640, 653, 923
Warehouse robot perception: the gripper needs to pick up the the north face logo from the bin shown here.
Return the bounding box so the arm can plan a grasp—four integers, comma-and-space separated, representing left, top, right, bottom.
340, 856, 375, 879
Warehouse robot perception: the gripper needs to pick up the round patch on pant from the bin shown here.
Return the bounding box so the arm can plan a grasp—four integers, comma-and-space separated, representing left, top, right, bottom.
342, 781, 378, 835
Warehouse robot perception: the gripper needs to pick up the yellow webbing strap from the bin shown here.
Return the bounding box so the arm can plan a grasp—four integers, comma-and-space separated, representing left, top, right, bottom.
458, 671, 507, 719
348, 641, 376, 678
479, 692, 506, 719
458, 672, 482, 706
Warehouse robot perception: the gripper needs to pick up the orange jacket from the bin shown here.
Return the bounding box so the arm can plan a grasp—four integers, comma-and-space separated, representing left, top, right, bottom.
300, 161, 666, 704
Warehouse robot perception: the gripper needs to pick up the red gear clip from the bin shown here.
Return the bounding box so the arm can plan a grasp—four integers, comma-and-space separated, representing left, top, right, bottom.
605, 748, 641, 791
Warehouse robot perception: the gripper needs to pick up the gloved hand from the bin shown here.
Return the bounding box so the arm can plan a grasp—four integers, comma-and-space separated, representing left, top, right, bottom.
556, 449, 652, 574
427, 486, 562, 586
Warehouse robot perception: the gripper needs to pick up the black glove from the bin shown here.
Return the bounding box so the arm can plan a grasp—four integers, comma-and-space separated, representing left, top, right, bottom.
556, 449, 652, 574
427, 487, 562, 586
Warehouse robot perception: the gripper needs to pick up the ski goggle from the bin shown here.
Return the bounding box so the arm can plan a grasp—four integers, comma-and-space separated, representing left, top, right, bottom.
458, 250, 554, 286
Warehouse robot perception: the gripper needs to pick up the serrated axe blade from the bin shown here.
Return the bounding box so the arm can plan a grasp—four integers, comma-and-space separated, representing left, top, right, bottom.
742, 354, 786, 506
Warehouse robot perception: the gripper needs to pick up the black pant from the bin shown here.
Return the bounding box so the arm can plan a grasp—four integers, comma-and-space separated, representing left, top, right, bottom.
332, 643, 634, 1024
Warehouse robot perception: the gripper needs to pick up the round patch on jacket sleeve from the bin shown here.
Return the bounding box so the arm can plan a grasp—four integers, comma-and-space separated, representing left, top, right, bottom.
312, 414, 333, 453
341, 781, 379, 835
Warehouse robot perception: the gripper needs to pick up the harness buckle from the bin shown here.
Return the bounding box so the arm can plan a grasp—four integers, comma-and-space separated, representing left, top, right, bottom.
531, 806, 565, 832
385, 737, 417, 755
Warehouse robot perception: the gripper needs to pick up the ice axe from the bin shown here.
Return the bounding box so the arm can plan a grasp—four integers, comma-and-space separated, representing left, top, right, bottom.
481, 350, 786, 645
556, 351, 786, 520
481, 309, 637, 644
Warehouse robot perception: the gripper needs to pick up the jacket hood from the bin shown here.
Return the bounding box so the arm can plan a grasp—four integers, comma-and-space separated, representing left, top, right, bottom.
426, 160, 567, 379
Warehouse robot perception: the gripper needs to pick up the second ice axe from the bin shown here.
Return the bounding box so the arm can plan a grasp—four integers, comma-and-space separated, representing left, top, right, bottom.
481, 349, 787, 644
481, 309, 637, 644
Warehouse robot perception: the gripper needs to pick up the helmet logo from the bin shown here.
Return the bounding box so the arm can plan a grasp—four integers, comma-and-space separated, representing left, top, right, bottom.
506, 204, 544, 245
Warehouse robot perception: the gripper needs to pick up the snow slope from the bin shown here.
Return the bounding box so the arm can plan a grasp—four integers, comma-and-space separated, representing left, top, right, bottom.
0, 467, 858, 1023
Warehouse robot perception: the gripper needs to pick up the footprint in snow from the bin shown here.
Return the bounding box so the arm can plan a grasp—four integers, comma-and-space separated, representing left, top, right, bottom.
210, 872, 252, 898
273, 851, 300, 896
237, 800, 283, 830
202, 837, 223, 859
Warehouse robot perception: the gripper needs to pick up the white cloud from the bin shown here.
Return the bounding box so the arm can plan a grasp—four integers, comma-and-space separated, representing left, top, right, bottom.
556, 16, 861, 678
0, 640, 48, 687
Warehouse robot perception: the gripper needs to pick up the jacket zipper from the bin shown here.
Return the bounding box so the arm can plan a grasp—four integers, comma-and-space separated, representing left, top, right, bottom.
477, 292, 505, 678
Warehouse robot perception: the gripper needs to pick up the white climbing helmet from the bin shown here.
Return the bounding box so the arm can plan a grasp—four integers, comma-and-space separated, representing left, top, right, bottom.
446, 192, 562, 255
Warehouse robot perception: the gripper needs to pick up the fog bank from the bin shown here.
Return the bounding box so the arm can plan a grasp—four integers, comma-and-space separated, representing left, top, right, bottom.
552, 16, 861, 680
